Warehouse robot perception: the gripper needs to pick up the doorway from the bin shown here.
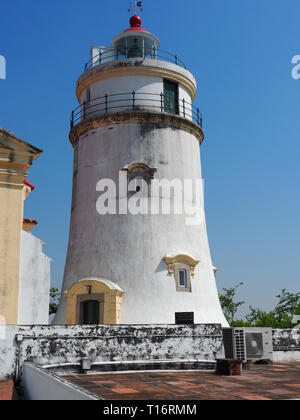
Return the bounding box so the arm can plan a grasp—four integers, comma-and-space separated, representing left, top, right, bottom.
164, 80, 179, 115
81, 300, 100, 325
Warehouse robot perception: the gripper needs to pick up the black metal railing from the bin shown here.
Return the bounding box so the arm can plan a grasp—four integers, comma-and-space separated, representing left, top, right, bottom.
84, 48, 187, 71
70, 91, 202, 129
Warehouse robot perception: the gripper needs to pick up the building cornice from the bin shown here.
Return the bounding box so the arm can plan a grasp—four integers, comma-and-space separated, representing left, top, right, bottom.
0, 127, 42, 159
0, 169, 28, 189
69, 111, 204, 146
0, 127, 43, 173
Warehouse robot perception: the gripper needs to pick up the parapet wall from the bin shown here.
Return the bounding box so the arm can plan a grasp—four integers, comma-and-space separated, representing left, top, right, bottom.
1, 325, 299, 381
272, 328, 300, 362
0, 324, 225, 381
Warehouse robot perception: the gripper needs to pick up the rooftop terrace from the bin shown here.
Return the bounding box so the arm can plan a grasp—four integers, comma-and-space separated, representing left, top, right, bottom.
61, 362, 300, 401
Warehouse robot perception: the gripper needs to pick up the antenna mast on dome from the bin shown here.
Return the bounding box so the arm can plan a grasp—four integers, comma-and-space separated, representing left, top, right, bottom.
128, 1, 143, 15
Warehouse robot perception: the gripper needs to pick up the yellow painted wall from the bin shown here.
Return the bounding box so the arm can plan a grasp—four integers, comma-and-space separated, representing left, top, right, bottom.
64, 280, 124, 325
0, 179, 25, 324
0, 128, 42, 325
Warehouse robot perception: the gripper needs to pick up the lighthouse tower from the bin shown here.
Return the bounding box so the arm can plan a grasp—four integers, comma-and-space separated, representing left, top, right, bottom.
54, 11, 228, 327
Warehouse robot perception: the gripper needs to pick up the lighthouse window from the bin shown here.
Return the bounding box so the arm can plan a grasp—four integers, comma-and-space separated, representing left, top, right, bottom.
134, 177, 145, 193
174, 264, 192, 293
125, 163, 157, 198
179, 269, 187, 288
128, 174, 150, 197
164, 80, 179, 115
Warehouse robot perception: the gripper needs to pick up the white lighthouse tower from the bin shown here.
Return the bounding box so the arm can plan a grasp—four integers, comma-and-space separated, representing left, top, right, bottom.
54, 9, 228, 327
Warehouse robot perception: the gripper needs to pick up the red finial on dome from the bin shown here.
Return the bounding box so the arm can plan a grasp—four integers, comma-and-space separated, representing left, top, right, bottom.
130, 14, 142, 28
125, 1, 148, 33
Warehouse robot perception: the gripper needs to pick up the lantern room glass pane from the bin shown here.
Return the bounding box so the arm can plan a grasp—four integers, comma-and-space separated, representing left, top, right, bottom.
127, 36, 144, 58
115, 35, 158, 59
144, 37, 157, 57
115, 37, 127, 58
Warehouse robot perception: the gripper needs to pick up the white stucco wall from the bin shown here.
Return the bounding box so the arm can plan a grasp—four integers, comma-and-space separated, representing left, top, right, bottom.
0, 326, 18, 380
272, 328, 300, 361
75, 58, 197, 125
18, 231, 52, 325
273, 351, 300, 362
22, 363, 99, 400
78, 58, 196, 94
54, 121, 228, 327
80, 75, 193, 122
56, 48, 226, 326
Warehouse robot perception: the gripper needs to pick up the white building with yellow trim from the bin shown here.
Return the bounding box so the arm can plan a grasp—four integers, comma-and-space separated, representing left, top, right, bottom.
0, 127, 51, 326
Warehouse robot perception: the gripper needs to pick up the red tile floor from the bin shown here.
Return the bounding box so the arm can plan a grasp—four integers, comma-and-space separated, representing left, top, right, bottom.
63, 362, 300, 400
0, 381, 19, 400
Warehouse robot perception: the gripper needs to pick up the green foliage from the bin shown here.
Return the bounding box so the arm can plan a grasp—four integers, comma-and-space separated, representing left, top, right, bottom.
275, 289, 300, 318
218, 282, 245, 324
49, 287, 60, 315
230, 319, 251, 328
245, 307, 281, 329
245, 289, 300, 328
219, 285, 300, 328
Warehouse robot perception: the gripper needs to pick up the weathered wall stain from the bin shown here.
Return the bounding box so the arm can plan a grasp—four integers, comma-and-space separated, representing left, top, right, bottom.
0, 324, 225, 380
273, 329, 300, 351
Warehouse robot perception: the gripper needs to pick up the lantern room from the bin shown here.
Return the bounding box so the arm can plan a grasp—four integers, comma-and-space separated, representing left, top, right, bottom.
112, 15, 160, 59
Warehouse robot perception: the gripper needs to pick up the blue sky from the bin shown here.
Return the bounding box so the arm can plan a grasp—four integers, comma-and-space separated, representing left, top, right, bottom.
0, 0, 299, 318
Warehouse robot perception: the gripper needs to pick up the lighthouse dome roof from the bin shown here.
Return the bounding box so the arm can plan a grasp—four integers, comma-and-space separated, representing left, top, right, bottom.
124, 14, 148, 32
111, 15, 160, 49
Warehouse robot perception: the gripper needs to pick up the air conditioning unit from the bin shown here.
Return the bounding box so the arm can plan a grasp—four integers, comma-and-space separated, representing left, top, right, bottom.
222, 328, 273, 363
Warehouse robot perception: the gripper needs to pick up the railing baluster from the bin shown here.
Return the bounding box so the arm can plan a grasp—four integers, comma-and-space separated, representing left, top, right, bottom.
197, 108, 201, 126
105, 94, 108, 114
84, 49, 186, 71
83, 101, 86, 120
70, 91, 201, 128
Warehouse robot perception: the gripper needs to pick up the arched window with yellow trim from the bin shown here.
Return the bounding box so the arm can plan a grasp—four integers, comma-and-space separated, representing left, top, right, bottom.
163, 254, 200, 293
123, 163, 157, 198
